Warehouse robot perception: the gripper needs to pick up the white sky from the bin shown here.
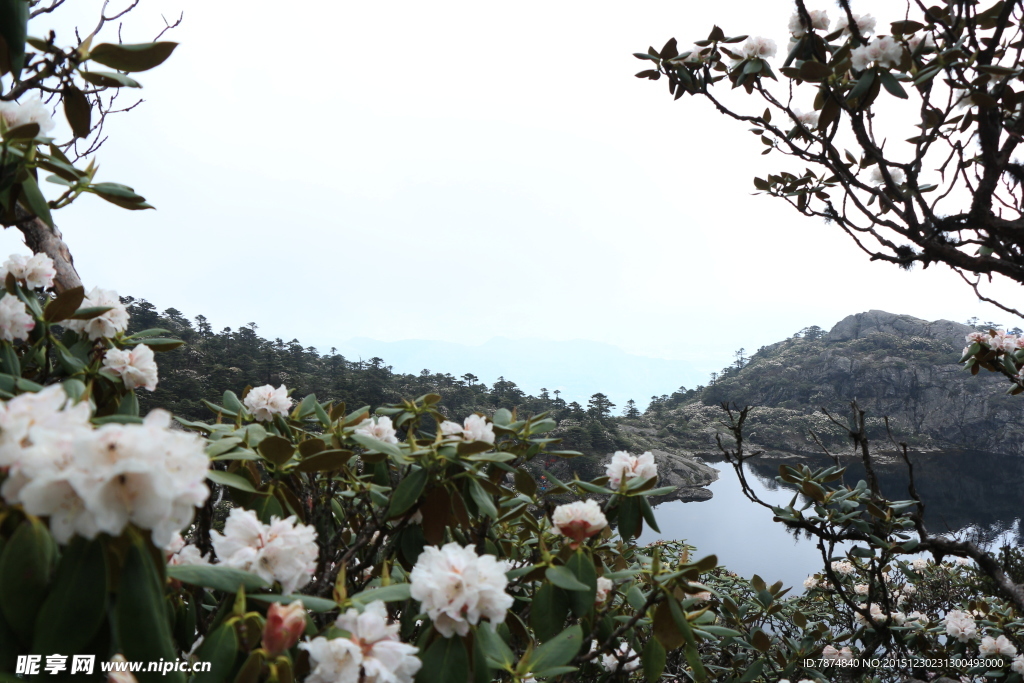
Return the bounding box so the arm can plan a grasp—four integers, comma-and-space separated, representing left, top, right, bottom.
5, 0, 1021, 382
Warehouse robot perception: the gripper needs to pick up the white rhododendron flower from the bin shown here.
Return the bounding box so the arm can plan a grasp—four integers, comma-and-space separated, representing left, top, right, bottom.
980, 635, 1017, 656
409, 542, 513, 637
2, 397, 209, 546
0, 253, 56, 290
166, 532, 209, 566
243, 384, 292, 422
0, 295, 35, 342
439, 414, 495, 444
906, 611, 929, 627
954, 556, 972, 566
788, 9, 829, 36
740, 36, 777, 60
600, 642, 640, 673
868, 165, 905, 186
821, 645, 839, 660
102, 344, 159, 391
1013, 655, 1024, 675
907, 33, 935, 53
854, 583, 869, 595
836, 12, 876, 36
792, 108, 819, 128
0, 96, 56, 134
944, 609, 977, 642
355, 415, 399, 444
64, 287, 129, 340
911, 558, 930, 570
595, 576, 613, 604
851, 36, 903, 70
803, 576, 819, 589
830, 560, 855, 575
212, 508, 318, 594
682, 45, 708, 63
606, 451, 657, 489
300, 601, 421, 683
551, 499, 607, 543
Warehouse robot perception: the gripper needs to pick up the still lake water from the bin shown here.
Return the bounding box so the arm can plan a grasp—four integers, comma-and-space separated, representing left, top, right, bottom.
639, 452, 1024, 592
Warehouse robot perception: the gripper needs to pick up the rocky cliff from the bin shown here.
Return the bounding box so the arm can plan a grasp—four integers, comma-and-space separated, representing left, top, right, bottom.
626, 311, 1024, 457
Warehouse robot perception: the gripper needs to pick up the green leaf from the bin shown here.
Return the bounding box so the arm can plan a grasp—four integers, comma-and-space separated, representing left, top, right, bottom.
545, 565, 589, 592
17, 173, 53, 228
527, 624, 583, 673
879, 70, 909, 99
0, 0, 29, 79
44, 285, 84, 322
88, 180, 152, 209
89, 42, 177, 72
637, 495, 661, 533
258, 435, 294, 466
530, 582, 569, 642
117, 537, 182, 683
62, 86, 91, 138
293, 449, 353, 472
248, 593, 337, 612
32, 536, 107, 655
617, 497, 641, 542
80, 70, 142, 88
350, 432, 405, 460
643, 636, 667, 683
476, 622, 514, 667
351, 582, 412, 606
0, 342, 19, 377
166, 564, 269, 592
388, 466, 429, 518
206, 469, 258, 493
492, 408, 512, 426
467, 476, 497, 519
192, 621, 238, 683
415, 632, 468, 683
0, 516, 55, 646
69, 305, 114, 320
565, 550, 597, 616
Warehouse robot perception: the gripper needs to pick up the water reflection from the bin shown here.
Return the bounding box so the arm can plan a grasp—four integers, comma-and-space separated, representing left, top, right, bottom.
640, 451, 1024, 591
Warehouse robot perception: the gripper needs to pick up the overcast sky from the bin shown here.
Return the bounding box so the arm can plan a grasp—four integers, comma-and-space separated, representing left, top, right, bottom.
5, 0, 1020, 387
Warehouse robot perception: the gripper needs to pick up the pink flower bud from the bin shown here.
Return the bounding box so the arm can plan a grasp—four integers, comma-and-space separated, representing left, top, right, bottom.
262, 600, 307, 655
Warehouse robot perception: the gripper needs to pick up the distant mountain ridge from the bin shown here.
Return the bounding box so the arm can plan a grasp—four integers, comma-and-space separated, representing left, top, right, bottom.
623, 310, 1024, 457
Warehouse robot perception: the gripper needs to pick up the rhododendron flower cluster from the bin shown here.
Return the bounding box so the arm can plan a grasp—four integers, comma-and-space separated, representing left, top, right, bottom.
0, 96, 56, 134
868, 165, 905, 186
600, 642, 640, 673
739, 36, 777, 60
966, 330, 1024, 354
835, 12, 876, 36
788, 9, 829, 36
0, 387, 209, 546
830, 560, 855, 575
243, 384, 291, 422
301, 601, 421, 683
103, 344, 159, 391
409, 542, 513, 637
165, 532, 209, 566
355, 415, 399, 444
0, 252, 56, 290
980, 635, 1017, 657
551, 499, 607, 544
595, 576, 613, 604
64, 287, 130, 340
944, 610, 977, 642
0, 294, 35, 343
851, 36, 903, 71
439, 413, 495, 444
211, 507, 318, 594
606, 450, 657, 489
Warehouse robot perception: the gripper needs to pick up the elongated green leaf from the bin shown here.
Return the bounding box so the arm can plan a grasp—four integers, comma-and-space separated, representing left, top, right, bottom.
643, 636, 667, 683
192, 620, 238, 683
89, 42, 177, 72
206, 469, 257, 493
545, 565, 589, 592
527, 624, 583, 673
565, 551, 597, 616
388, 467, 428, 518
476, 623, 514, 667
32, 537, 107, 655
0, 516, 54, 646
293, 449, 353, 472
0, 0, 29, 79
18, 174, 53, 228
248, 593, 337, 612
530, 582, 569, 642
467, 476, 497, 519
80, 70, 142, 88
415, 632, 468, 683
117, 538, 182, 683
351, 582, 412, 606
166, 564, 269, 592
44, 285, 84, 322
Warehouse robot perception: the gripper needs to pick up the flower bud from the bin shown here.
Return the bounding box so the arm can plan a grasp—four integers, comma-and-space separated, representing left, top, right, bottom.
262, 600, 307, 655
